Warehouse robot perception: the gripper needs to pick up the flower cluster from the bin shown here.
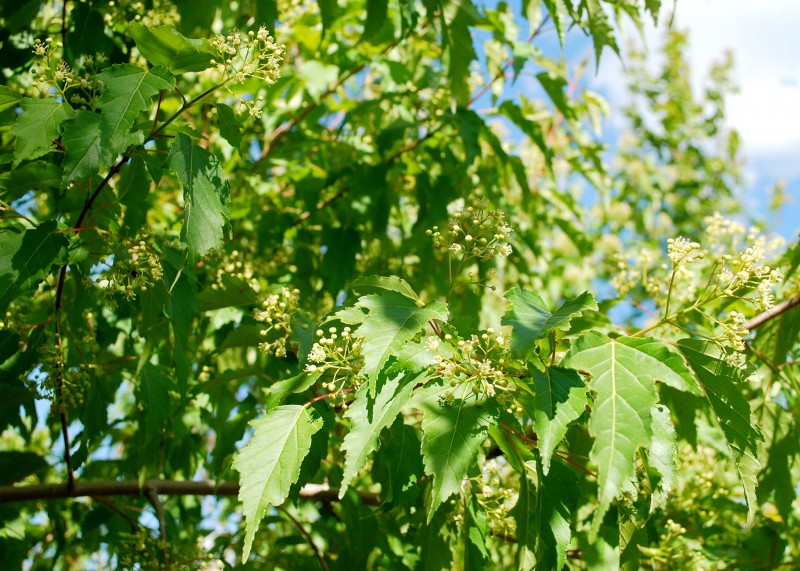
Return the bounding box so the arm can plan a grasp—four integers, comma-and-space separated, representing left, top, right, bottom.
213, 249, 259, 291
430, 329, 521, 411
209, 28, 285, 118
97, 240, 163, 302
452, 459, 516, 538
305, 326, 364, 400
30, 38, 105, 106
253, 287, 300, 357
426, 204, 513, 261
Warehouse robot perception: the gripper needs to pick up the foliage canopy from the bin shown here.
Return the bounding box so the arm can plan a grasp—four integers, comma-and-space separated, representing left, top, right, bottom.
1, 0, 799, 569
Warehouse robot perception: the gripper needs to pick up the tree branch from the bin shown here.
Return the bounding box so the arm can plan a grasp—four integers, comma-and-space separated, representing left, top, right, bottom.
0, 480, 380, 506
744, 293, 800, 331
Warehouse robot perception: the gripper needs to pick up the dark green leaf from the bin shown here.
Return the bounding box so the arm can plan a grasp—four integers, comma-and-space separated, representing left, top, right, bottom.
60, 110, 103, 185
216, 103, 242, 149
11, 98, 74, 167
131, 24, 216, 74
0, 451, 49, 485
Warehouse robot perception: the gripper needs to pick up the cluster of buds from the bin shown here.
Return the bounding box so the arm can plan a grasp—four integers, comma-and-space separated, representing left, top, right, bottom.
254, 287, 300, 358
717, 311, 749, 368
426, 204, 513, 261
213, 249, 259, 291
98, 240, 163, 301
30, 38, 104, 106
475, 459, 516, 538
667, 237, 703, 266
430, 329, 521, 411
305, 326, 364, 399
209, 28, 285, 118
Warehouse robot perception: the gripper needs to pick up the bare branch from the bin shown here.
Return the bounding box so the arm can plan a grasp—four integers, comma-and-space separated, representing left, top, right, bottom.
745, 293, 800, 331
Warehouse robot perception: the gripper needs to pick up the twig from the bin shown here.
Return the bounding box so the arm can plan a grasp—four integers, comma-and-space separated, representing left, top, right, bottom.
92, 496, 139, 532
61, 0, 68, 46
744, 293, 800, 331
145, 487, 170, 569
276, 506, 329, 571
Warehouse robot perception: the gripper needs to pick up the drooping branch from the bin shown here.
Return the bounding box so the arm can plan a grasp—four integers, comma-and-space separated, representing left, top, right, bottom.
745, 292, 800, 331
0, 480, 380, 506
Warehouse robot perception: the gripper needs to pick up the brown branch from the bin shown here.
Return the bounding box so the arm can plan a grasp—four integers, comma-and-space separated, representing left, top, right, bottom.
145, 488, 170, 569
744, 293, 800, 331
0, 480, 380, 506
276, 506, 330, 571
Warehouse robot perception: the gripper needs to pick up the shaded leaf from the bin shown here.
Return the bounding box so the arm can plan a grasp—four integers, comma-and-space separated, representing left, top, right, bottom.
379, 417, 423, 508
0, 161, 62, 202
535, 460, 579, 570
131, 24, 216, 74
677, 338, 763, 523
168, 133, 231, 262
216, 103, 242, 148
0, 451, 49, 485
60, 110, 103, 185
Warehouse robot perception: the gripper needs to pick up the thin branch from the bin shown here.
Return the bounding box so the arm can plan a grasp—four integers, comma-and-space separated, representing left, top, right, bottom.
0, 480, 381, 506
60, 0, 68, 46
276, 506, 329, 571
145, 488, 170, 569
91, 496, 139, 532
744, 293, 800, 331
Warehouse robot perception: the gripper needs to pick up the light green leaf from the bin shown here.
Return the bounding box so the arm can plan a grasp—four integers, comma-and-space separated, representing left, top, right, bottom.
563, 332, 695, 535
337, 291, 447, 396
348, 275, 419, 301
677, 339, 763, 523
0, 85, 22, 113
418, 382, 498, 521
131, 24, 216, 74
542, 0, 568, 45
0, 221, 68, 313
648, 403, 678, 510
232, 405, 323, 563
11, 98, 74, 167
168, 133, 231, 262
585, 0, 620, 68
339, 371, 420, 497
528, 366, 588, 474
96, 64, 174, 158
502, 286, 598, 357
60, 110, 103, 185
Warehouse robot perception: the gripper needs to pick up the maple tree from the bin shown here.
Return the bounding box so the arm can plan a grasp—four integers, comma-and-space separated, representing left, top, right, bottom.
1, 0, 799, 569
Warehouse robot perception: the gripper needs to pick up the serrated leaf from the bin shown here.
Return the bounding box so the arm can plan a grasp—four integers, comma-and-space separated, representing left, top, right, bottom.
442, 3, 479, 104
502, 286, 598, 357
644, 0, 661, 24
349, 275, 419, 301
340, 370, 420, 497
584, 0, 619, 68
0, 85, 22, 113
137, 363, 172, 451
232, 405, 323, 563
677, 338, 763, 523
118, 155, 152, 235
337, 291, 447, 396
168, 133, 231, 262
216, 103, 242, 148
362, 0, 388, 42
0, 221, 69, 313
11, 98, 74, 167
498, 100, 552, 170
647, 403, 677, 510
131, 24, 216, 74
537, 71, 576, 120
535, 460, 579, 571
563, 331, 696, 535
418, 382, 498, 521
96, 64, 174, 158
542, 0, 568, 45
528, 366, 588, 474
464, 493, 489, 570
511, 461, 537, 570
60, 110, 103, 185
379, 417, 423, 508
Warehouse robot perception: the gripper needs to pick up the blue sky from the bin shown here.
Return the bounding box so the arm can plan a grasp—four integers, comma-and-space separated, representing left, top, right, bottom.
587, 0, 800, 241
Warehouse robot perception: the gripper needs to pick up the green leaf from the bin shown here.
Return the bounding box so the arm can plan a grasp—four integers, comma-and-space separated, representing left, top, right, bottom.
161, 252, 198, 394
644, 0, 661, 24
510, 460, 537, 570
198, 274, 256, 311
584, 0, 619, 68
442, 3, 479, 104
336, 291, 447, 396
677, 339, 763, 523
168, 133, 231, 262
96, 64, 174, 158
318, 0, 338, 34
118, 155, 152, 235
542, 0, 568, 45
348, 275, 419, 301
0, 221, 68, 313
216, 103, 242, 149
647, 403, 678, 510
528, 366, 588, 474
130, 24, 216, 74
60, 110, 103, 186
361, 0, 388, 42
537, 71, 575, 120
464, 493, 489, 570
378, 417, 423, 508
418, 382, 498, 521
563, 332, 695, 534
0, 161, 62, 202
502, 286, 598, 357
232, 405, 323, 563
0, 451, 49, 485
0, 85, 22, 113
11, 98, 74, 167
339, 370, 420, 497
535, 460, 579, 570
136, 363, 173, 452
